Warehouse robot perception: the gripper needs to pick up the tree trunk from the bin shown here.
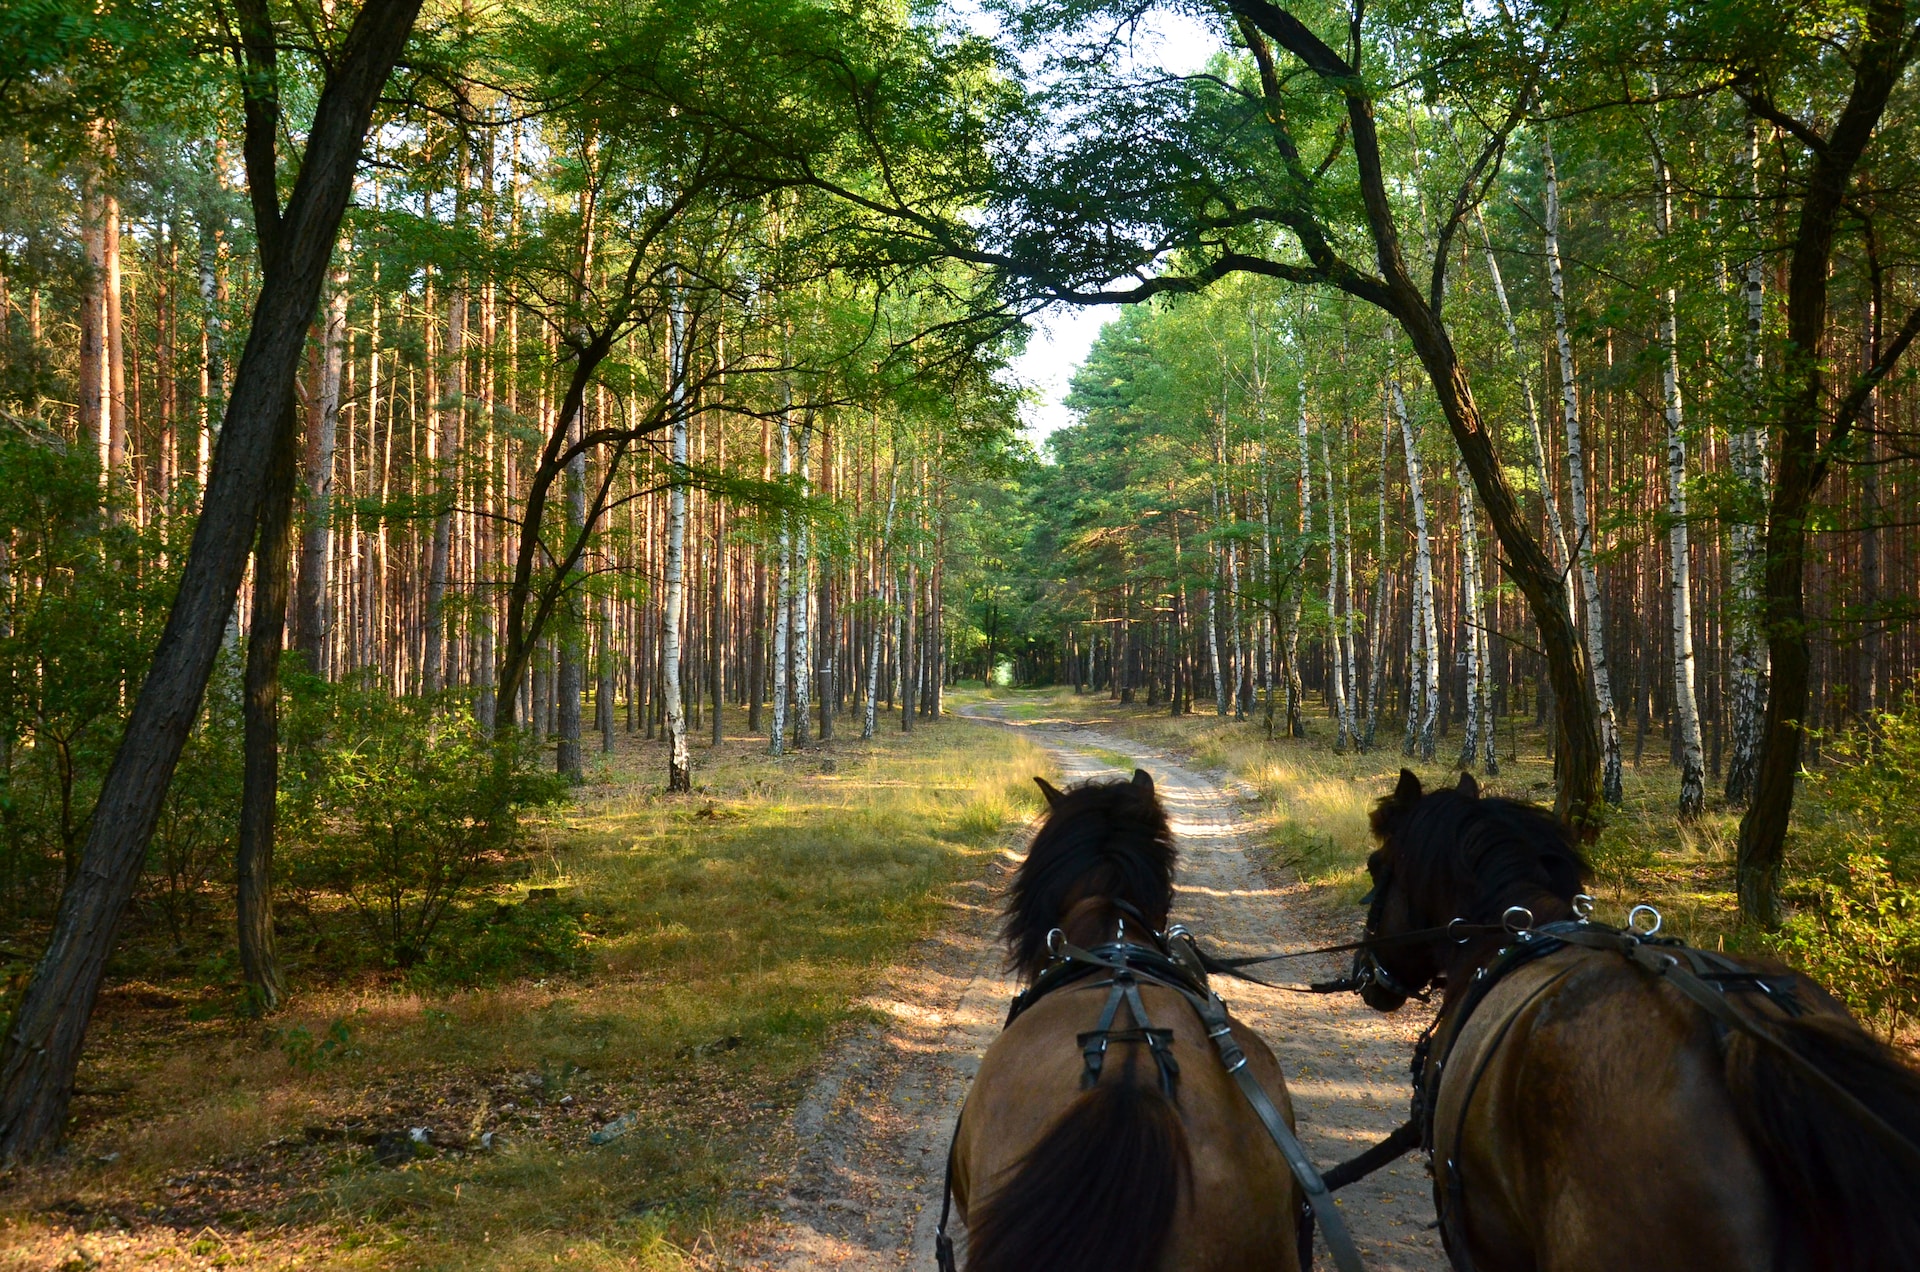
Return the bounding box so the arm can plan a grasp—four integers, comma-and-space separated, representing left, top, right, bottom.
662, 279, 691, 791
1393, 382, 1439, 761
1738, 0, 1912, 923
863, 465, 897, 739
792, 420, 812, 745
236, 405, 299, 1015
1230, 0, 1599, 828
295, 267, 346, 672
80, 159, 106, 474
1725, 119, 1770, 806
424, 279, 462, 694
769, 390, 791, 755
555, 408, 585, 780
236, 413, 295, 1022
1287, 404, 1310, 735
1319, 428, 1350, 748
0, 0, 423, 1162
1364, 406, 1390, 749
1543, 133, 1623, 804
1455, 461, 1493, 773
1652, 134, 1706, 819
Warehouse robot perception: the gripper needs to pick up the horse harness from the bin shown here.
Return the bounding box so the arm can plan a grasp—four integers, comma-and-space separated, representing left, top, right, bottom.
1355, 910, 1920, 1272
933, 922, 1370, 1272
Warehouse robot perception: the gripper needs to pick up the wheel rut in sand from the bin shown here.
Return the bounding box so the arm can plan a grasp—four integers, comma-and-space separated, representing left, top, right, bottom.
763, 711, 1447, 1271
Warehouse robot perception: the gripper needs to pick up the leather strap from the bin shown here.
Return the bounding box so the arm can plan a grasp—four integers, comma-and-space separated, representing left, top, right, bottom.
1184, 976, 1367, 1272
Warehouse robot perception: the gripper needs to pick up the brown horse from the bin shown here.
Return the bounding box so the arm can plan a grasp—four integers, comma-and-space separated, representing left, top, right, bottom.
1358, 767, 1920, 1272
945, 770, 1304, 1272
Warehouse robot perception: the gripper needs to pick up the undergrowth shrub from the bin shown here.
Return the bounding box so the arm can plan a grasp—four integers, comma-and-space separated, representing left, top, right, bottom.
283, 676, 568, 972
1774, 687, 1920, 1037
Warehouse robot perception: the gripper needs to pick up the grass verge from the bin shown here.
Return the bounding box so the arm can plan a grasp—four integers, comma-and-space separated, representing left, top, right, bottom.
0, 712, 1050, 1271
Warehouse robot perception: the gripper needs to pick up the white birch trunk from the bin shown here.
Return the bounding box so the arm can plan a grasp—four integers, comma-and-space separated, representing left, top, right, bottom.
1320, 428, 1351, 749
1725, 118, 1771, 805
1364, 405, 1391, 749
1394, 382, 1440, 761
792, 418, 813, 744
1455, 461, 1494, 772
769, 383, 792, 755
302, 269, 347, 677
1207, 518, 1227, 718
1652, 135, 1705, 817
663, 275, 691, 790
1544, 131, 1624, 804
1339, 426, 1360, 742
863, 464, 898, 739
1287, 401, 1311, 735
1218, 422, 1245, 718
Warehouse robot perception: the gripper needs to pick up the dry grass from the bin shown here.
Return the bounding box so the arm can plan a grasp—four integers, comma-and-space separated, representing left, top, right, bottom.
0, 713, 1051, 1270
962, 684, 1754, 942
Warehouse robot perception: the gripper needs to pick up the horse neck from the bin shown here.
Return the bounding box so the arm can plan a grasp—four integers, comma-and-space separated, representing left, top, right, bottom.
1435, 874, 1574, 1011
1060, 894, 1133, 950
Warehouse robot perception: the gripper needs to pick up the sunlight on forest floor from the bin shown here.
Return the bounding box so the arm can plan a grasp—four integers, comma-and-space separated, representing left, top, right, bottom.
0, 716, 1050, 1271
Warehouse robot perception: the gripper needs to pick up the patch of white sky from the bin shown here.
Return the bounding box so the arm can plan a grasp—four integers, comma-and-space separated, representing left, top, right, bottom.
940, 2, 1227, 452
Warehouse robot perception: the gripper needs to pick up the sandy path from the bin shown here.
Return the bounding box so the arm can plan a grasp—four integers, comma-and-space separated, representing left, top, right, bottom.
762, 712, 1447, 1271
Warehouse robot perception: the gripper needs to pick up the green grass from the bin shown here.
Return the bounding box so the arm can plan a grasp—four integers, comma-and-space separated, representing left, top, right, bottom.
3, 712, 1053, 1271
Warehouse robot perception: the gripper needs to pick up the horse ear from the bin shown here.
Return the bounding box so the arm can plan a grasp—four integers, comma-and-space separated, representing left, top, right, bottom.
1132, 769, 1154, 795
1456, 771, 1480, 799
1395, 769, 1423, 802
1034, 777, 1065, 808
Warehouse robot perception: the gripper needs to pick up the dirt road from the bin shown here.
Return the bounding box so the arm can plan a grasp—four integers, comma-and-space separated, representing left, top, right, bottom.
763, 711, 1448, 1270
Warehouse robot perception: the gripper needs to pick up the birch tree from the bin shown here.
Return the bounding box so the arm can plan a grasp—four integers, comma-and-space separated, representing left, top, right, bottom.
1651, 125, 1706, 819
1543, 130, 1623, 805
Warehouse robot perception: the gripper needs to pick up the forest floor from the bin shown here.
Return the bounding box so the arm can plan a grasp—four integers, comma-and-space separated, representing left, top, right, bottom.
0, 713, 1050, 1271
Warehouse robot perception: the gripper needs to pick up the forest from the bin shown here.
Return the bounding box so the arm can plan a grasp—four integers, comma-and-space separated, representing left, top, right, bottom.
3, 0, 1920, 1265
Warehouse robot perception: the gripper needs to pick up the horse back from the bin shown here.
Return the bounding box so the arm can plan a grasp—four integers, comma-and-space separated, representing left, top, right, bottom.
954, 980, 1300, 1272
1433, 946, 1920, 1272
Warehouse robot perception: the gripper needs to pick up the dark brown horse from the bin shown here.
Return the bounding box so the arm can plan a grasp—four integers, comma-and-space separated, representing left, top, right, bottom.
946, 770, 1304, 1272
1359, 767, 1920, 1272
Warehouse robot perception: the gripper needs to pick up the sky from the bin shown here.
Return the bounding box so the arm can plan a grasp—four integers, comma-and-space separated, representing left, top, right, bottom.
981, 8, 1226, 448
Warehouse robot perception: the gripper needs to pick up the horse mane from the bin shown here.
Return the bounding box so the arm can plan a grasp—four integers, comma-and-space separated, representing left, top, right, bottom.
1371, 771, 1588, 923
1003, 771, 1176, 980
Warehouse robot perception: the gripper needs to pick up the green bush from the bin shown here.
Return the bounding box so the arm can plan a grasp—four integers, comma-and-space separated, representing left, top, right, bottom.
0, 426, 180, 923
1777, 689, 1920, 1037
283, 678, 568, 970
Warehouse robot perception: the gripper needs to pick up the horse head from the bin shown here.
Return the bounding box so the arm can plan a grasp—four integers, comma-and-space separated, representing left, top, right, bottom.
1003, 769, 1176, 982
1357, 768, 1587, 1012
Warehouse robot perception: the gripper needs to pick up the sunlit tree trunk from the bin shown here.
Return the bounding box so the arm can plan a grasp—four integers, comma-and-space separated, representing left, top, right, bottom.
1543, 132, 1623, 804
769, 382, 792, 755
1652, 132, 1705, 818
863, 463, 897, 739
1320, 428, 1351, 749
1393, 381, 1439, 761
792, 418, 812, 745
662, 276, 691, 791
1364, 405, 1390, 749
1455, 461, 1494, 773
1286, 403, 1310, 736
296, 266, 347, 673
